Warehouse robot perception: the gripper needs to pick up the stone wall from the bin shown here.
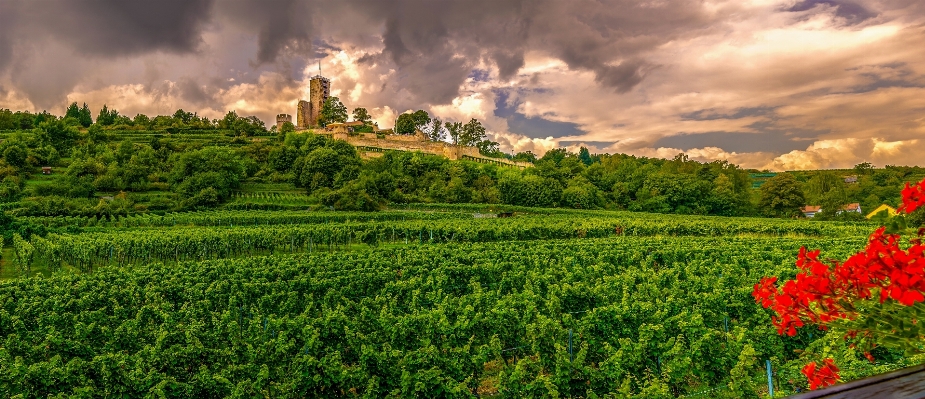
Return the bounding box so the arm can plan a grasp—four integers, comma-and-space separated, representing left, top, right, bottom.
296, 101, 310, 129
330, 132, 532, 169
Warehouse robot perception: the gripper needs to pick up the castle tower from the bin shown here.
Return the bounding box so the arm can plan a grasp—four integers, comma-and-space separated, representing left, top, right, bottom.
296, 101, 310, 128
309, 75, 330, 126
276, 114, 292, 130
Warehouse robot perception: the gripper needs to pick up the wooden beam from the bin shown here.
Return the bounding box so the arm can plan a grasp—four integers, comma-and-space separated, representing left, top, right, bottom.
787, 363, 925, 399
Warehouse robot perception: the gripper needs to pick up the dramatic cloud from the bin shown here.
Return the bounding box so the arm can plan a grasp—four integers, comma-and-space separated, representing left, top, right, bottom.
1, 0, 925, 170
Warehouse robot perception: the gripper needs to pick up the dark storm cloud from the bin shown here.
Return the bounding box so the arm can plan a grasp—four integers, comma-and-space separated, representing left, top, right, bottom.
594, 60, 653, 93
787, 0, 877, 24
314, 0, 715, 104
14, 0, 214, 57
0, 0, 723, 109
0, 1, 17, 73
176, 78, 216, 107
218, 0, 318, 65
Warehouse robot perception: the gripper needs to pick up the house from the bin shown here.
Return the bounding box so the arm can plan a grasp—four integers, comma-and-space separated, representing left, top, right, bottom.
842, 203, 862, 214
844, 175, 858, 184
801, 205, 822, 218
41, 167, 52, 175
866, 204, 897, 219
801, 203, 862, 218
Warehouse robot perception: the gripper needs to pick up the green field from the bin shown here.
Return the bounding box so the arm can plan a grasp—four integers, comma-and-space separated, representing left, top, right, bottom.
1, 207, 919, 398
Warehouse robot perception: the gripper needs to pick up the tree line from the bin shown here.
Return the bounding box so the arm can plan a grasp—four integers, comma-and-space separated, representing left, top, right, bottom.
0, 105, 922, 223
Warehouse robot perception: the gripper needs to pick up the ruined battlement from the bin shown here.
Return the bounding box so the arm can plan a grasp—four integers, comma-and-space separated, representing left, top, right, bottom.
276, 114, 292, 131
284, 73, 530, 168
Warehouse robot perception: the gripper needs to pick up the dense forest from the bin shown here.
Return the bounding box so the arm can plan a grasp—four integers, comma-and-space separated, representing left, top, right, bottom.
1, 105, 923, 222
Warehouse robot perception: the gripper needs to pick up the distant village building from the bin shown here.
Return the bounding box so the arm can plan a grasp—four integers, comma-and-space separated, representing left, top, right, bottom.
801, 205, 822, 218
42, 166, 53, 175
844, 175, 858, 184
801, 203, 862, 218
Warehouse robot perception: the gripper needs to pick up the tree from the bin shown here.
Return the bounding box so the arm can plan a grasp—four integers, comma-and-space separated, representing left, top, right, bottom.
444, 121, 462, 144
578, 147, 593, 166
758, 173, 806, 218
459, 118, 486, 146
853, 162, 874, 176
352, 107, 371, 124
395, 110, 431, 134
65, 103, 80, 120
319, 97, 348, 126
170, 147, 245, 204
3, 145, 27, 168
410, 110, 430, 131
427, 118, 445, 141
512, 151, 537, 163
96, 105, 120, 126
78, 103, 93, 127
804, 171, 845, 205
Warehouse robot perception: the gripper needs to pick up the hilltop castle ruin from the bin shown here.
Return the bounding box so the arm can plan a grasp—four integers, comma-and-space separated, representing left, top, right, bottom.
281, 74, 531, 169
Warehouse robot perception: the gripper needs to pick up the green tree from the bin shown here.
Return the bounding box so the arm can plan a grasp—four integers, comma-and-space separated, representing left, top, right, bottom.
395, 110, 431, 134
410, 110, 430, 131
3, 145, 27, 168
512, 151, 537, 163
352, 107, 371, 124
444, 121, 462, 144
78, 103, 93, 127
459, 118, 486, 146
853, 162, 874, 176
804, 171, 846, 204
170, 147, 245, 205
427, 118, 445, 141
96, 104, 120, 126
319, 97, 348, 126
758, 173, 806, 218
65, 102, 80, 120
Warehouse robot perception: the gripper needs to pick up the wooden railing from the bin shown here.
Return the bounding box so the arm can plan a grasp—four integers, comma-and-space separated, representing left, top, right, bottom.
787, 363, 925, 398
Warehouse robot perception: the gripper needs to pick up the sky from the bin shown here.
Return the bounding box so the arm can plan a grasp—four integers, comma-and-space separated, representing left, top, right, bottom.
1, 0, 924, 171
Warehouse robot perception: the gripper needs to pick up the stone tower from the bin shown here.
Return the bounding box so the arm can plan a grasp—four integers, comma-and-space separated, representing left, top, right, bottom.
296, 101, 310, 128
276, 114, 292, 130
309, 75, 330, 126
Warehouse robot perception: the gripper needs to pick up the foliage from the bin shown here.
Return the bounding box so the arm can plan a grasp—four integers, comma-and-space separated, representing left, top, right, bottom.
759, 173, 806, 218
319, 96, 348, 126
1, 231, 894, 397
170, 147, 246, 206
394, 110, 433, 135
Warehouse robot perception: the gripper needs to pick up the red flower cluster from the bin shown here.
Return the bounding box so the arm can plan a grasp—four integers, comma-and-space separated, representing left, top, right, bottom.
899, 180, 925, 214
753, 177, 925, 390
801, 358, 840, 390
753, 177, 925, 336
752, 228, 925, 336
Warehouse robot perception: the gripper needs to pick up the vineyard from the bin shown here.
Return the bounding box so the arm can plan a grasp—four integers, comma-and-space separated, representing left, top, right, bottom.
0, 209, 917, 397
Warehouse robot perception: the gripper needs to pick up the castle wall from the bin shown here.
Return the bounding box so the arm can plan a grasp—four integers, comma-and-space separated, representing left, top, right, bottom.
329, 132, 531, 169
296, 101, 311, 129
